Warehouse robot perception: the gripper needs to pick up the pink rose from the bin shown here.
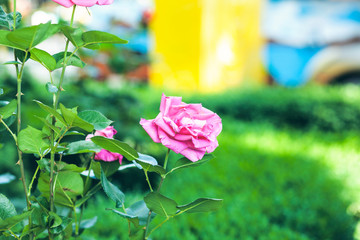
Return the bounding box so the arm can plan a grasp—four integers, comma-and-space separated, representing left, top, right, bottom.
140, 94, 222, 162
52, 0, 113, 8
86, 126, 123, 164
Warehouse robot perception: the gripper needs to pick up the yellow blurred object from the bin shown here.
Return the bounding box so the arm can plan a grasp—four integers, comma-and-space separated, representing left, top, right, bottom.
150, 0, 265, 92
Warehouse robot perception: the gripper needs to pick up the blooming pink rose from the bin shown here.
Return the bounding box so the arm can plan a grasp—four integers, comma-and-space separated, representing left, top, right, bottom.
86, 126, 123, 164
52, 0, 113, 8
140, 94, 222, 162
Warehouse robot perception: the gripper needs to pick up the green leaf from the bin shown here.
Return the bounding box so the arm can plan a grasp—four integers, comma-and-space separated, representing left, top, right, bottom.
53, 52, 85, 69
30, 197, 49, 232
7, 22, 60, 50
3, 61, 21, 65
0, 7, 21, 30
30, 48, 56, 71
91, 136, 138, 160
167, 154, 214, 176
82, 31, 128, 46
134, 153, 165, 176
75, 184, 102, 208
59, 104, 94, 132
64, 131, 84, 136
0, 209, 33, 229
60, 26, 84, 47
34, 100, 67, 126
37, 158, 51, 173
78, 110, 113, 130
49, 215, 72, 235
108, 200, 153, 228
100, 166, 125, 208
18, 126, 49, 155
84, 43, 100, 50
56, 162, 85, 173
92, 160, 120, 179
0, 194, 16, 220
0, 100, 16, 120
49, 211, 62, 228
144, 192, 178, 217
14, 49, 30, 62
177, 198, 223, 213
0, 30, 23, 49
126, 200, 154, 226
65, 140, 102, 155
35, 116, 61, 136
37, 171, 84, 207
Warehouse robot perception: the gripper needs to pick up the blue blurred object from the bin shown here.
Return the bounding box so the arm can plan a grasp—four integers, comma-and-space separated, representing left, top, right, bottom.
263, 1, 360, 86
118, 30, 149, 54
265, 44, 323, 86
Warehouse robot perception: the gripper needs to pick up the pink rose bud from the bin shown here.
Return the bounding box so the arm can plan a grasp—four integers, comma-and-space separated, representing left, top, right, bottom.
52, 0, 113, 8
140, 94, 222, 162
86, 126, 123, 164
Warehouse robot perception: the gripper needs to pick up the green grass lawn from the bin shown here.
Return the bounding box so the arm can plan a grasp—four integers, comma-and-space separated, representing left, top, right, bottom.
82, 116, 360, 239
2, 78, 360, 239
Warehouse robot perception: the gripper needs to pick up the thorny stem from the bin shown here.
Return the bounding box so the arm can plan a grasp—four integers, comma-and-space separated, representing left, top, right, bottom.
144, 170, 153, 192
54, 4, 76, 109
143, 149, 171, 239
49, 6, 76, 238
12, 0, 33, 237
16, 51, 33, 238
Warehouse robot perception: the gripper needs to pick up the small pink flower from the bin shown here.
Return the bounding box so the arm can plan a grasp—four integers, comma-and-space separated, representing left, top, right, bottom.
52, 0, 113, 8
140, 94, 222, 162
86, 126, 123, 164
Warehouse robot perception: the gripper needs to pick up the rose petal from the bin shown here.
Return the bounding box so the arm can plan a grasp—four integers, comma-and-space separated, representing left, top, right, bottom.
71, 0, 98, 7
95, 126, 117, 138
97, 0, 113, 5
154, 116, 176, 137
160, 94, 183, 116
158, 129, 189, 154
52, 0, 74, 7
140, 118, 161, 143
205, 140, 219, 153
94, 149, 123, 163
180, 147, 206, 162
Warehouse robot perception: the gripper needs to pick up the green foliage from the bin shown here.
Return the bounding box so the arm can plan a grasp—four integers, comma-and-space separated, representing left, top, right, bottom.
7, 22, 60, 50
189, 86, 360, 132
0, 100, 16, 120
37, 169, 84, 207
0, 194, 16, 220
53, 51, 85, 70
176, 198, 223, 213
59, 103, 94, 132
100, 167, 125, 208
30, 48, 56, 71
18, 126, 48, 155
91, 136, 138, 160
78, 110, 113, 130
0, 6, 21, 30
134, 153, 165, 176
65, 140, 102, 155
144, 192, 178, 217
165, 154, 213, 177
111, 200, 151, 228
